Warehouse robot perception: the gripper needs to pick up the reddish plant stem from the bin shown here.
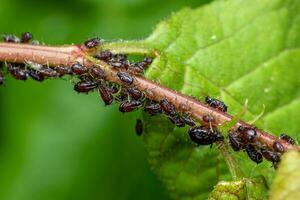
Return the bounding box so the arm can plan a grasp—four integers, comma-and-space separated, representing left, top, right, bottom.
0, 42, 299, 152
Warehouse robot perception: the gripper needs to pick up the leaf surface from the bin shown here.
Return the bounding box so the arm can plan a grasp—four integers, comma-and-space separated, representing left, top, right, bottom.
140, 0, 300, 199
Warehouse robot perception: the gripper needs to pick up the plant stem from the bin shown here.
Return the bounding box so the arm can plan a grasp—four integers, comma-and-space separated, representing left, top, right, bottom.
218, 142, 244, 180
0, 42, 299, 153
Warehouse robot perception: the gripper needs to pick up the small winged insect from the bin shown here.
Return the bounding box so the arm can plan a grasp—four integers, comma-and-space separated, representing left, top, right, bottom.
90, 66, 105, 80
55, 65, 72, 77
181, 116, 196, 127
160, 98, 176, 117
20, 32, 33, 43
245, 144, 263, 164
144, 101, 162, 116
84, 37, 100, 49
109, 54, 130, 70
168, 115, 185, 127
273, 141, 284, 153
237, 126, 257, 143
127, 87, 143, 100
188, 126, 224, 145
7, 64, 28, 80
98, 81, 114, 105
71, 63, 88, 75
119, 100, 142, 113
205, 96, 228, 112
261, 149, 281, 168
135, 119, 143, 136
94, 50, 113, 61
117, 72, 133, 85
279, 133, 295, 145
28, 70, 45, 82
39, 67, 59, 77
74, 81, 98, 93
0, 71, 5, 85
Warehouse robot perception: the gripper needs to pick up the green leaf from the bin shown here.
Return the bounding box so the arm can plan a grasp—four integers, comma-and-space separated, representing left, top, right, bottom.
270, 151, 300, 200
139, 0, 300, 199
208, 176, 268, 200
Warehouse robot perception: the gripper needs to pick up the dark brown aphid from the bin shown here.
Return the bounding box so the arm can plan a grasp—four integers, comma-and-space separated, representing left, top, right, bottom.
144, 101, 162, 116
261, 149, 281, 169
39, 67, 59, 77
74, 81, 98, 93
119, 100, 142, 113
181, 116, 196, 127
202, 115, 215, 123
84, 37, 100, 49
238, 126, 257, 142
160, 98, 176, 116
245, 144, 263, 164
188, 126, 224, 145
109, 54, 130, 70
279, 133, 295, 145
71, 63, 88, 75
135, 119, 143, 136
55, 65, 72, 76
127, 87, 143, 100
0, 71, 5, 85
273, 141, 284, 153
90, 66, 105, 80
205, 96, 228, 112
228, 132, 244, 151
21, 32, 33, 43
28, 70, 45, 82
7, 64, 28, 80
3, 34, 20, 43
168, 115, 185, 127
94, 50, 113, 61
117, 72, 133, 85
98, 81, 114, 105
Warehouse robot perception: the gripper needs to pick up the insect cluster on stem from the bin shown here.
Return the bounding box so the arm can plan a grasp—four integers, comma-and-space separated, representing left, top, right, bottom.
0, 33, 297, 169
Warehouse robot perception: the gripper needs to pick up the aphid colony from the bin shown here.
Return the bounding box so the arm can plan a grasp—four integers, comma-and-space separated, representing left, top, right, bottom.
0, 33, 296, 169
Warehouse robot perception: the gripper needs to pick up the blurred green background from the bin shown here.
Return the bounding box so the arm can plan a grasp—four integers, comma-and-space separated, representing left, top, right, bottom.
0, 0, 210, 199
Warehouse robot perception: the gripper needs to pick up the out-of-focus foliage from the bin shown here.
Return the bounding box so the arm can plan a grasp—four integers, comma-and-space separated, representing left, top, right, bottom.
0, 0, 211, 200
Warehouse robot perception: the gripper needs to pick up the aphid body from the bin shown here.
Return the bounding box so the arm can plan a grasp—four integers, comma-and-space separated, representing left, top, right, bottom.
245, 144, 263, 164
117, 72, 133, 85
205, 96, 228, 112
74, 81, 98, 93
188, 126, 224, 145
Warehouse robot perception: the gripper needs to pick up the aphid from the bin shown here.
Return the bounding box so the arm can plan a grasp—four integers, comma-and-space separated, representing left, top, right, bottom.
94, 50, 113, 61
39, 67, 59, 77
143, 57, 153, 64
273, 141, 285, 153
188, 126, 224, 145
84, 37, 100, 49
55, 65, 72, 76
279, 133, 295, 145
98, 81, 114, 105
238, 126, 257, 142
3, 34, 20, 43
144, 101, 162, 116
117, 72, 133, 85
228, 132, 244, 151
131, 61, 148, 74
74, 81, 98, 93
261, 149, 281, 168
168, 115, 185, 127
109, 54, 130, 70
160, 98, 176, 116
71, 63, 88, 75
0, 71, 5, 85
127, 87, 143, 100
135, 119, 143, 136
245, 144, 263, 164
90, 66, 105, 80
7, 64, 28, 80
205, 96, 228, 112
119, 100, 142, 113
181, 116, 196, 127
28, 70, 45, 82
202, 115, 215, 123
21, 32, 33, 43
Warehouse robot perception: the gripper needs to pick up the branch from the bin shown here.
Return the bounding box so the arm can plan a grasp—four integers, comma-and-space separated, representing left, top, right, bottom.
0, 42, 299, 154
